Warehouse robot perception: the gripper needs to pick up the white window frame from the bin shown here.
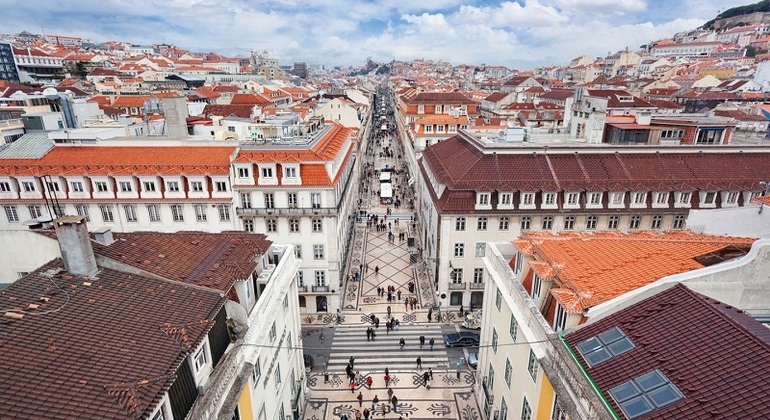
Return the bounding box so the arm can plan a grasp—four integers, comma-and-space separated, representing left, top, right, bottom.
477, 216, 488, 231
119, 181, 133, 192
499, 216, 510, 230
99, 205, 114, 222
4, 205, 19, 223
653, 192, 669, 208
218, 204, 231, 221
194, 204, 207, 222
167, 181, 180, 192
609, 192, 625, 208
194, 347, 207, 373
722, 191, 739, 206
521, 192, 535, 208
313, 244, 324, 260
588, 192, 602, 208
124, 204, 138, 222
475, 242, 485, 258
565, 192, 579, 207
71, 181, 84, 192
631, 192, 647, 208
171, 204, 184, 222
676, 191, 692, 208
147, 204, 161, 222
191, 181, 204, 192
542, 192, 557, 208
454, 243, 465, 258
499, 192, 513, 207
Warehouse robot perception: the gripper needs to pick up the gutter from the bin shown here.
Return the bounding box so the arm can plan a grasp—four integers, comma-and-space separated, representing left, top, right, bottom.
558, 334, 621, 420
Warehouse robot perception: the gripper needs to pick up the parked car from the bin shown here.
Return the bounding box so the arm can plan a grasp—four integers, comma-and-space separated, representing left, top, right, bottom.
467, 352, 479, 368
303, 354, 314, 370
444, 332, 480, 347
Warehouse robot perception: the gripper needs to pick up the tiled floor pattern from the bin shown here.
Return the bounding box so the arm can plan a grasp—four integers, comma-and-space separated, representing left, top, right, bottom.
304, 324, 480, 420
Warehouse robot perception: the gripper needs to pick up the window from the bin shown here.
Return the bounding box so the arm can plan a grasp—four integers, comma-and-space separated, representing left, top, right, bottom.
475, 242, 486, 258
629, 215, 641, 230
313, 244, 324, 260
725, 191, 738, 204
492, 329, 499, 353
315, 270, 326, 286
95, 181, 108, 192
167, 181, 179, 192
147, 205, 161, 222
119, 181, 132, 192
151, 408, 165, 420
488, 364, 495, 392
703, 191, 716, 205
542, 216, 553, 230
266, 219, 277, 232
633, 192, 646, 205
243, 219, 254, 232
215, 181, 227, 192
141, 181, 156, 192
261, 167, 274, 178
495, 288, 502, 311
608, 215, 619, 229
454, 243, 465, 258
297, 271, 304, 287
564, 216, 575, 230
522, 192, 534, 206
532, 274, 542, 298
455, 217, 466, 231
527, 350, 539, 382
71, 181, 84, 192
611, 192, 624, 205
504, 358, 512, 387
576, 327, 636, 366
673, 214, 685, 229
473, 268, 484, 283
269, 323, 277, 341
551, 396, 568, 420
241, 193, 252, 209
609, 370, 684, 419
499, 216, 509, 230
450, 268, 463, 283
651, 215, 663, 229
238, 167, 250, 178
4, 206, 18, 222
566, 192, 578, 205
589, 192, 601, 205
288, 193, 298, 207
586, 215, 598, 230
294, 245, 302, 259
500, 398, 509, 420
554, 304, 568, 332
425, 124, 433, 133
312, 218, 322, 233
274, 363, 282, 387
311, 193, 321, 208
521, 397, 532, 420
124, 205, 138, 222
252, 358, 261, 387
289, 218, 300, 233
75, 204, 89, 221
678, 192, 691, 204
194, 204, 207, 222
478, 193, 490, 206
0, 182, 10, 192
655, 192, 668, 205
520, 216, 531, 230
194, 347, 207, 372
262, 193, 274, 209
696, 128, 723, 144
285, 167, 297, 178
510, 314, 518, 342
171, 204, 184, 222
544, 192, 556, 205
100, 205, 114, 222
500, 193, 512, 206
477, 217, 488, 230
218, 204, 231, 221
191, 181, 203, 192
22, 181, 35, 192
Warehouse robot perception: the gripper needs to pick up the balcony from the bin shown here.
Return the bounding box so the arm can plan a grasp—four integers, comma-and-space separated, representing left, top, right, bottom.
236, 206, 338, 217
297, 285, 308, 293
470, 282, 485, 290
311, 285, 330, 293
448, 282, 467, 290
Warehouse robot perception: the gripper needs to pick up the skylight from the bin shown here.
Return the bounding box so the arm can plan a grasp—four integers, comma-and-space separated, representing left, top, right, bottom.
609, 370, 684, 419
576, 326, 635, 366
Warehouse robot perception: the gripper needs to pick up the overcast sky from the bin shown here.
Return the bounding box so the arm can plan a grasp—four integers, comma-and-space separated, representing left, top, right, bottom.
0, 0, 754, 68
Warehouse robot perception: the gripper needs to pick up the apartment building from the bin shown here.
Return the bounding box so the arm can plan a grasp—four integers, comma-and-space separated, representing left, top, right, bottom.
478, 233, 765, 420
0, 122, 358, 315
0, 218, 303, 420
416, 129, 770, 310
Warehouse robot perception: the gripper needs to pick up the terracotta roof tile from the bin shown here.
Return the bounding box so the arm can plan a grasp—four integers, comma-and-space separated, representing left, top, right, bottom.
516, 230, 755, 312
0, 259, 226, 419
565, 284, 770, 419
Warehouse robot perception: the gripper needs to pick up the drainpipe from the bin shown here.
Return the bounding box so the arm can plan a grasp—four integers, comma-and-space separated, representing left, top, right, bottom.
558, 334, 620, 420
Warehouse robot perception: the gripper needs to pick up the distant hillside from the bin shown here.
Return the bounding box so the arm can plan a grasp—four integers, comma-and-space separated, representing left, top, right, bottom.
703, 0, 770, 29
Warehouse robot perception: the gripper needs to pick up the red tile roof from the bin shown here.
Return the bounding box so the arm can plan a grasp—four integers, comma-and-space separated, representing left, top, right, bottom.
0, 259, 226, 420
92, 231, 271, 291
203, 104, 256, 119
565, 284, 770, 419
0, 145, 236, 177
514, 230, 754, 312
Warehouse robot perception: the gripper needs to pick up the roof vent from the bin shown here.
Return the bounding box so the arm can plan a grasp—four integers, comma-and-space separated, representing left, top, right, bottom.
93, 226, 115, 246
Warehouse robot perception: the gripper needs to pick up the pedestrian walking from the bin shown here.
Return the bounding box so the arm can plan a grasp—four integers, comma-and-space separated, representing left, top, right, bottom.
366, 376, 373, 388
366, 328, 371, 341
363, 408, 370, 420
423, 371, 430, 386
365, 262, 369, 273
372, 395, 379, 410
399, 338, 405, 349
355, 409, 362, 420
387, 387, 394, 402
419, 335, 425, 348
397, 290, 402, 300
416, 356, 422, 369
371, 329, 376, 341
404, 300, 408, 312
374, 317, 380, 328
429, 368, 433, 380
384, 373, 390, 387
357, 391, 364, 407
427, 308, 432, 322
350, 381, 356, 393
381, 403, 387, 416
429, 337, 435, 350
392, 395, 398, 410
375, 266, 379, 275
387, 305, 391, 318
385, 320, 391, 333
459, 304, 464, 316
349, 356, 355, 370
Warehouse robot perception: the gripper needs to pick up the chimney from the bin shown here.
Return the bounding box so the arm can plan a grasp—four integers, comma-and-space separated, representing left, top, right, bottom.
53, 215, 98, 277
93, 226, 115, 246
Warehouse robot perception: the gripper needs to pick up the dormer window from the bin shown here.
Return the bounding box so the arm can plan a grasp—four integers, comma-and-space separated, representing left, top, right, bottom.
477, 192, 491, 208
543, 192, 557, 206
285, 166, 297, 178
521, 192, 535, 206
588, 192, 602, 205
261, 167, 274, 178
610, 192, 624, 206
677, 192, 691, 205
565, 192, 579, 206
238, 167, 250, 178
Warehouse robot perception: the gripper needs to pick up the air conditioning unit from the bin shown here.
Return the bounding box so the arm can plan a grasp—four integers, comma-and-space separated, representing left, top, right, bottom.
197, 381, 209, 396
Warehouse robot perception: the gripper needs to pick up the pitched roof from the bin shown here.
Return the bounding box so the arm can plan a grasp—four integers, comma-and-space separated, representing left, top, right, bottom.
565, 284, 770, 419
0, 145, 236, 177
406, 91, 473, 104
514, 230, 754, 312
587, 89, 654, 108
0, 259, 226, 420
203, 104, 255, 119
420, 134, 770, 198
92, 231, 271, 291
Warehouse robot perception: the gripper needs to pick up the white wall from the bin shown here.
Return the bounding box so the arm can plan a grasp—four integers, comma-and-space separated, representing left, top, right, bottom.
0, 230, 61, 284
687, 204, 770, 238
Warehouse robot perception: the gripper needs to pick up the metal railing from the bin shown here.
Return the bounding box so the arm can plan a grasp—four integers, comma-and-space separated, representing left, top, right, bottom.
311, 285, 329, 293
448, 282, 467, 290
236, 206, 337, 216
0, 119, 23, 128
470, 282, 485, 290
